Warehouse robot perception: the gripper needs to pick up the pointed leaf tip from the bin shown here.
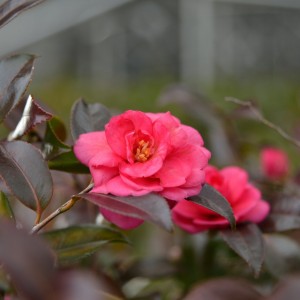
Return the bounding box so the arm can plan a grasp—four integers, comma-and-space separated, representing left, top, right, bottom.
189, 184, 236, 229
221, 223, 265, 277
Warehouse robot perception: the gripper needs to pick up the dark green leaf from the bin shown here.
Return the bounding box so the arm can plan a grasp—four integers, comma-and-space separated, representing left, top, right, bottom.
189, 184, 235, 229
0, 54, 36, 122
0, 191, 14, 221
43, 117, 70, 159
48, 149, 89, 173
0, 141, 53, 215
43, 225, 129, 263
70, 98, 111, 141
220, 223, 265, 277
8, 95, 52, 141
261, 194, 300, 232
0, 0, 45, 28
79, 193, 173, 231
183, 278, 261, 300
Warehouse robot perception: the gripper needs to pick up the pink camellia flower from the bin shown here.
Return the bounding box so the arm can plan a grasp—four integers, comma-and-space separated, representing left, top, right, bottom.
172, 166, 270, 233
74, 110, 210, 229
260, 147, 289, 181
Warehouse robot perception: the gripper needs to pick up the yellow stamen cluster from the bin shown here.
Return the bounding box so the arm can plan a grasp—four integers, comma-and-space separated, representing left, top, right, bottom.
135, 140, 151, 162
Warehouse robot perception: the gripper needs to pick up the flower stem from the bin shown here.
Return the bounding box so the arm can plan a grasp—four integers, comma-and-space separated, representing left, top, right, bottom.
30, 182, 94, 234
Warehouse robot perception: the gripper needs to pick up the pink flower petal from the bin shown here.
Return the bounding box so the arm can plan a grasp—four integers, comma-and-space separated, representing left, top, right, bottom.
120, 155, 164, 178
160, 185, 203, 201
220, 167, 248, 203
120, 174, 163, 192
146, 111, 180, 128
240, 199, 270, 223
104, 176, 151, 196
90, 165, 118, 188
233, 185, 261, 220
181, 125, 204, 146
172, 211, 202, 233
105, 111, 153, 159
100, 208, 144, 229
74, 132, 107, 166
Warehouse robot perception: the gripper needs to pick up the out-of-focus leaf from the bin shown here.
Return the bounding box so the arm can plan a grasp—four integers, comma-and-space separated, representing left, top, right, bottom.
0, 0, 45, 28
264, 234, 300, 277
48, 149, 89, 173
0, 219, 55, 300
7, 95, 52, 141
261, 194, 300, 232
70, 98, 111, 141
183, 278, 261, 300
265, 276, 300, 300
56, 270, 125, 300
0, 141, 53, 215
220, 223, 265, 277
79, 193, 173, 231
0, 54, 36, 122
43, 225, 129, 263
0, 191, 14, 221
189, 184, 236, 229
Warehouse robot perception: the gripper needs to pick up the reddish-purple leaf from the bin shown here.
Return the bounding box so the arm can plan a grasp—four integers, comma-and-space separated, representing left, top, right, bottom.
0, 54, 36, 122
0, 0, 45, 28
0, 141, 53, 215
189, 184, 236, 229
0, 219, 55, 300
183, 278, 261, 300
220, 223, 265, 277
261, 194, 300, 232
70, 98, 111, 141
78, 192, 173, 231
8, 95, 52, 140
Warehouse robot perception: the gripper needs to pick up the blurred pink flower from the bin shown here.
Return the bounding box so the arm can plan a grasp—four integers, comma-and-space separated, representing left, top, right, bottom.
172, 166, 270, 233
260, 147, 289, 181
74, 110, 210, 229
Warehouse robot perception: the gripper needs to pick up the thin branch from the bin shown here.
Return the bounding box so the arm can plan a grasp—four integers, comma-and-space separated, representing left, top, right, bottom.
225, 97, 300, 149
30, 182, 94, 234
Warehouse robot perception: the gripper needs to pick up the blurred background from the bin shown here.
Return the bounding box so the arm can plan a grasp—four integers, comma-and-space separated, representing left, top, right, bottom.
2, 0, 300, 163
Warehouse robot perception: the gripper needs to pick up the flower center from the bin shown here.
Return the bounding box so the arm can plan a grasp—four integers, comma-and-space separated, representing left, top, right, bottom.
134, 139, 152, 162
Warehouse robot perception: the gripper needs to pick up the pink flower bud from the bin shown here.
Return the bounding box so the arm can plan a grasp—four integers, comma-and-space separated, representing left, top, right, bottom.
260, 147, 289, 181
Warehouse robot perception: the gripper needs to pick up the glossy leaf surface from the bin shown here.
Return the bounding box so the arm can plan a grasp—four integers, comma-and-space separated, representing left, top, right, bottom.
189, 184, 236, 229
0, 141, 53, 214
221, 223, 265, 277
70, 98, 111, 141
79, 193, 173, 231
0, 54, 35, 122
43, 224, 128, 263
